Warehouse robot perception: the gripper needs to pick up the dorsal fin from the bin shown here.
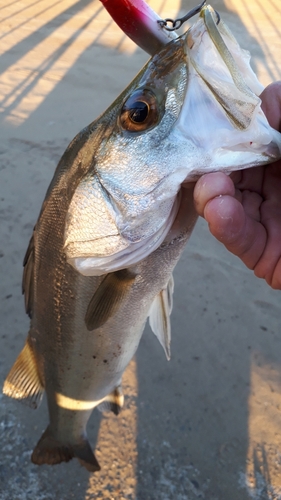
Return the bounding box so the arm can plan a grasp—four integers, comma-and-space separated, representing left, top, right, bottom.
22, 231, 35, 318
97, 385, 124, 416
3, 339, 44, 409
85, 270, 136, 331
149, 275, 174, 360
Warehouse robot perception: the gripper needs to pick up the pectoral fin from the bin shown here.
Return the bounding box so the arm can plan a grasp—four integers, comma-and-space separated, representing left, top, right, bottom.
149, 275, 174, 360
3, 339, 44, 409
97, 385, 124, 416
85, 270, 136, 330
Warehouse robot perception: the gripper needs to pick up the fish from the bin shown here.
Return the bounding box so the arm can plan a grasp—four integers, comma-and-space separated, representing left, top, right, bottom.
3, 4, 281, 472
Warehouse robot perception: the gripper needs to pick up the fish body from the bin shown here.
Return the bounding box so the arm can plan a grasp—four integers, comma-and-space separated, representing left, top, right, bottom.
20, 131, 196, 470
3, 6, 281, 471
3, 39, 198, 467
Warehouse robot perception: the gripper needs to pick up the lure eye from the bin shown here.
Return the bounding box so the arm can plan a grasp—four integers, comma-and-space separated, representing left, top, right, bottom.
120, 89, 159, 132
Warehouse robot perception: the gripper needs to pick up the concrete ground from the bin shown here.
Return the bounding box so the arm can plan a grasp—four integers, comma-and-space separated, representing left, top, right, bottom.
0, 0, 281, 498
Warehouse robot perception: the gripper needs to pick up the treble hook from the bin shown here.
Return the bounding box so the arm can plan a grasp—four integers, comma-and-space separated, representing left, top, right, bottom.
157, 1, 220, 31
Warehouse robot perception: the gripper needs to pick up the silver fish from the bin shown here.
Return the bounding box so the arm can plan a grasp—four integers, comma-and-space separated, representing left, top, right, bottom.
3, 6, 281, 471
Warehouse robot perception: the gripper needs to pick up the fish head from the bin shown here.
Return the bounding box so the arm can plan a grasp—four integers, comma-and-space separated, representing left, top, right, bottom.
64, 6, 281, 276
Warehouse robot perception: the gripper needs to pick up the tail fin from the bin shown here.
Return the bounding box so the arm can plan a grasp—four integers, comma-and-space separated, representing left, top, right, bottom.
31, 426, 100, 472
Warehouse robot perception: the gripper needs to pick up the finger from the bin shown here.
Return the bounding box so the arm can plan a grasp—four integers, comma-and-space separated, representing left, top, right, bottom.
235, 166, 264, 194
241, 190, 263, 222
193, 172, 235, 217
268, 258, 281, 289
260, 81, 281, 131
230, 171, 242, 184
263, 160, 281, 203
254, 193, 281, 288
234, 188, 242, 203
204, 195, 267, 270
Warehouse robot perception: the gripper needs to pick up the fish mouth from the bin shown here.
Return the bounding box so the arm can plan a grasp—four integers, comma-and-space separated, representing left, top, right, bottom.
171, 5, 281, 182
182, 5, 261, 135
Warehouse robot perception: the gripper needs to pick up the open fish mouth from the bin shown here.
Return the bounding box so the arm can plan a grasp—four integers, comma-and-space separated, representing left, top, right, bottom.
175, 5, 281, 180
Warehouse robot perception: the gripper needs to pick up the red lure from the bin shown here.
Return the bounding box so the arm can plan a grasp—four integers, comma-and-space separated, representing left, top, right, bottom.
99, 0, 175, 55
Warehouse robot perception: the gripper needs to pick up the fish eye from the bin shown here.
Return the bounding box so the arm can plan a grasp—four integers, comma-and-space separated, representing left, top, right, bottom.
119, 89, 159, 132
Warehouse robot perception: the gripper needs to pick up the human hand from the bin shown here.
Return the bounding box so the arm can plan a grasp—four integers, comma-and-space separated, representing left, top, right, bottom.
193, 82, 281, 289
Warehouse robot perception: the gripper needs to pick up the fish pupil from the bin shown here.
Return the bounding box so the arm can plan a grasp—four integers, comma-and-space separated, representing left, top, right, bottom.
120, 89, 159, 132
129, 101, 148, 123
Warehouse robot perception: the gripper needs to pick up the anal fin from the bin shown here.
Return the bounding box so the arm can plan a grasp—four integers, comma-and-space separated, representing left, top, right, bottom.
32, 426, 100, 472
3, 339, 44, 409
97, 385, 124, 416
149, 274, 174, 360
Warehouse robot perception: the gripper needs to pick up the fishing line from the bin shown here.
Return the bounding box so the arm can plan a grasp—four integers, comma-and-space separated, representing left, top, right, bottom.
157, 1, 220, 31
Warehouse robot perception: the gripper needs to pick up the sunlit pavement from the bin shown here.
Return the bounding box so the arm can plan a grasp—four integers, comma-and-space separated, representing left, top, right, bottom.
1, 1, 281, 499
